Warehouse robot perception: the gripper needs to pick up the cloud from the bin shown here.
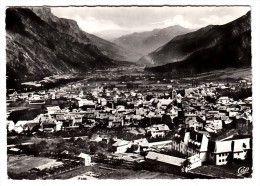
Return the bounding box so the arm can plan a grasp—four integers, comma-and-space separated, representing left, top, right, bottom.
151, 14, 201, 29
72, 16, 124, 33
200, 14, 235, 26
51, 6, 250, 38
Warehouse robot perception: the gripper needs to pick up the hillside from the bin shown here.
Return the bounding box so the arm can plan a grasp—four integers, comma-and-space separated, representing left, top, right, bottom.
6, 7, 137, 87
114, 25, 192, 57
141, 11, 251, 69
31, 7, 139, 62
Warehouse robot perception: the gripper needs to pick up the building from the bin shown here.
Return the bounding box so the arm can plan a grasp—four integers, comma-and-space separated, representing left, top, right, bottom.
108, 115, 124, 128
77, 153, 91, 166
172, 128, 190, 155
145, 152, 185, 174
76, 98, 96, 108
186, 131, 210, 162
112, 139, 131, 153
217, 97, 232, 105
46, 106, 61, 115
146, 124, 170, 138
208, 136, 252, 165
205, 120, 223, 133
236, 112, 252, 130
130, 138, 149, 153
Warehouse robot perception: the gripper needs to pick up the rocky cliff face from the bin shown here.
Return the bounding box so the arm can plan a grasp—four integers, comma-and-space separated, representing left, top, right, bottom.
141, 11, 251, 69
31, 7, 138, 62
6, 7, 131, 84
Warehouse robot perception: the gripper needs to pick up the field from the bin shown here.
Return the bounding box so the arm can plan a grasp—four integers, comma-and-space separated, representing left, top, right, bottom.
8, 155, 60, 174
48, 163, 183, 180
183, 67, 251, 81
101, 169, 184, 179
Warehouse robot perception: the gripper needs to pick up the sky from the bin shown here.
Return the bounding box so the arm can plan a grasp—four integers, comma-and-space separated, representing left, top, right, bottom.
51, 6, 250, 40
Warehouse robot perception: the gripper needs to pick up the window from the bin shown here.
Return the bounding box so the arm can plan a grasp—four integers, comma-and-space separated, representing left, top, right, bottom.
219, 159, 221, 163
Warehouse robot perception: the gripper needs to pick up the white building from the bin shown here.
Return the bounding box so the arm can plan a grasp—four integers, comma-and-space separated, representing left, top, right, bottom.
78, 153, 91, 166
209, 136, 251, 165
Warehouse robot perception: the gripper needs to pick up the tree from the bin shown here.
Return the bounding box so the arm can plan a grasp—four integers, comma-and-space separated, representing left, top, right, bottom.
90, 142, 98, 154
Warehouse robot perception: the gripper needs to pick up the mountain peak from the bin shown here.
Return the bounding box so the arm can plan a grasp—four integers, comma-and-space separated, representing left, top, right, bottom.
6, 7, 138, 85
143, 11, 251, 74
114, 25, 192, 56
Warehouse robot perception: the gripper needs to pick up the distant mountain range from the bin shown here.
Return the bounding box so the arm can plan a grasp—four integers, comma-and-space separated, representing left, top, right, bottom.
114, 25, 193, 57
6, 7, 139, 84
6, 7, 251, 85
143, 11, 251, 74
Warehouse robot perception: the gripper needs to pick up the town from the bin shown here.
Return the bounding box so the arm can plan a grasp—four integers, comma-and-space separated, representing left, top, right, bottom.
6, 68, 253, 179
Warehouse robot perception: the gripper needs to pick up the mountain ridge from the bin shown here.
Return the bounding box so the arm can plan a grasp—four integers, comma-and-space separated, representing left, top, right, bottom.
6, 7, 117, 86
30, 7, 139, 62
113, 25, 193, 57
145, 11, 251, 74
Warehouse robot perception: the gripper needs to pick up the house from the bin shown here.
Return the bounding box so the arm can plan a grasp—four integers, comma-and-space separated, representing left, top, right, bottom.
130, 138, 149, 152
77, 98, 96, 108
217, 96, 232, 105
123, 115, 132, 126
18, 93, 30, 100
233, 137, 251, 160
132, 115, 142, 125
221, 116, 233, 126
169, 106, 178, 117
157, 98, 173, 108
172, 128, 189, 155
116, 105, 126, 113
83, 112, 95, 122
186, 154, 202, 170
236, 112, 252, 130
136, 108, 145, 116
55, 89, 67, 98
6, 120, 15, 132
206, 111, 220, 120
185, 88, 197, 97
46, 106, 61, 114
244, 97, 252, 104
185, 117, 203, 131
40, 119, 62, 132
145, 152, 186, 174
28, 93, 42, 101
77, 153, 91, 166
205, 120, 223, 133
48, 89, 56, 99
112, 139, 131, 153
98, 98, 107, 106
8, 147, 22, 155
208, 136, 251, 165
14, 121, 31, 133
148, 140, 172, 148
55, 114, 67, 122
90, 134, 110, 143
146, 124, 170, 138
186, 131, 210, 162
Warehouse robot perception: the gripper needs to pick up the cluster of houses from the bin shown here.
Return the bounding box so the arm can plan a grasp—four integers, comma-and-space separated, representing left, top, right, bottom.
6, 79, 252, 172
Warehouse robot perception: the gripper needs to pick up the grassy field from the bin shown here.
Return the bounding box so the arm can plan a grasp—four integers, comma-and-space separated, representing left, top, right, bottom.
8, 155, 58, 174
48, 162, 183, 180
101, 169, 184, 179
183, 68, 251, 82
